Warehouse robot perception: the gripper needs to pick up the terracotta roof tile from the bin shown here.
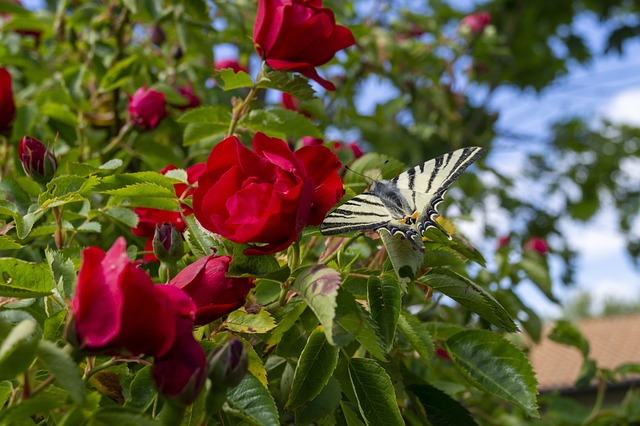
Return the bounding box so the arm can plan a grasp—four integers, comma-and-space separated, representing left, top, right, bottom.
528, 313, 640, 391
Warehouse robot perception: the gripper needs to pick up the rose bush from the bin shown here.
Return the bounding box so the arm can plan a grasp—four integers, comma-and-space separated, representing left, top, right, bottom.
128, 87, 167, 129
0, 67, 16, 133
169, 255, 253, 326
253, 0, 355, 90
193, 132, 344, 254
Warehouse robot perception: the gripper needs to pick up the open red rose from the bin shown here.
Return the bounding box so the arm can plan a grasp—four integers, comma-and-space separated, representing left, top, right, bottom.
253, 0, 355, 91
169, 255, 253, 325
193, 133, 344, 254
132, 163, 205, 262
71, 238, 194, 357
128, 87, 167, 129
0, 68, 16, 133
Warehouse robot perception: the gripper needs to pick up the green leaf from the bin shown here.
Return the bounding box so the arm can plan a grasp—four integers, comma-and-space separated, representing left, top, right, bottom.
397, 311, 434, 369
101, 182, 176, 198
176, 105, 232, 125
418, 269, 518, 333
125, 366, 155, 411
340, 400, 366, 426
100, 55, 141, 92
407, 383, 478, 426
518, 252, 556, 303
295, 377, 342, 424
40, 103, 78, 127
91, 409, 161, 426
183, 214, 224, 257
0, 381, 12, 410
217, 69, 254, 90
287, 328, 340, 410
444, 329, 539, 417
423, 229, 486, 267
0, 258, 54, 298
0, 236, 23, 250
15, 210, 42, 239
367, 274, 401, 352
334, 289, 386, 361
45, 248, 77, 300
36, 340, 84, 403
548, 320, 589, 358
257, 68, 316, 101
228, 244, 281, 278
264, 298, 307, 352
103, 206, 139, 228
347, 358, 404, 426
226, 308, 276, 334
293, 265, 341, 345
95, 171, 179, 194
182, 123, 227, 146
226, 373, 279, 426
240, 109, 323, 139
98, 158, 124, 171
0, 319, 39, 381
38, 175, 98, 209
378, 228, 424, 287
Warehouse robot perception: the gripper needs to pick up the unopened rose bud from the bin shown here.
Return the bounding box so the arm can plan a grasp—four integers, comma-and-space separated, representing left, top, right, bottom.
460, 12, 490, 36
127, 87, 167, 129
150, 24, 166, 46
153, 223, 184, 263
18, 136, 57, 183
208, 338, 248, 388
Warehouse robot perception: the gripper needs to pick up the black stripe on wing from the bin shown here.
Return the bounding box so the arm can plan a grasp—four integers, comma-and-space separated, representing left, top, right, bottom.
320, 194, 392, 236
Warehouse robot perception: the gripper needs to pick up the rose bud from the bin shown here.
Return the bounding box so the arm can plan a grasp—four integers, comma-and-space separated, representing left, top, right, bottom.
152, 286, 207, 404
460, 11, 490, 36
153, 223, 184, 263
150, 24, 166, 46
193, 133, 344, 254
169, 255, 253, 326
127, 87, 167, 129
176, 84, 201, 109
253, 0, 356, 91
524, 236, 548, 255
18, 136, 57, 183
0, 68, 16, 134
214, 58, 248, 74
208, 338, 248, 388
71, 238, 193, 357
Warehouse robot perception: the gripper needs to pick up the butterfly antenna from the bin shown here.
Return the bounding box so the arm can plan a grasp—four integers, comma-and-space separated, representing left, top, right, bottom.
344, 165, 375, 185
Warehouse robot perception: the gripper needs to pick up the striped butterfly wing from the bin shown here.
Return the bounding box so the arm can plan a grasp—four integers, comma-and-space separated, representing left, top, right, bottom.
319, 193, 393, 235
389, 146, 485, 235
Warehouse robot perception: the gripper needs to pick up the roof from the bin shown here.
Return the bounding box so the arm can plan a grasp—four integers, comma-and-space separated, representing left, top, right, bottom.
528, 313, 640, 391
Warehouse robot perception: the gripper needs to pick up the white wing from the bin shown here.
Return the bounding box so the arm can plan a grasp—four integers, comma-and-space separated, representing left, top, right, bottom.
319, 193, 393, 235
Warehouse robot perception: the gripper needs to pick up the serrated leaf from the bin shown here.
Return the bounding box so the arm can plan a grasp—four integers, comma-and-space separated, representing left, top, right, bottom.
334, 289, 386, 361
15, 210, 41, 239
98, 158, 123, 170
347, 358, 404, 426
240, 109, 323, 138
217, 69, 254, 90
367, 274, 401, 352
293, 265, 341, 345
182, 123, 227, 146
264, 298, 307, 352
444, 329, 539, 417
36, 340, 84, 403
518, 252, 556, 303
257, 69, 316, 101
0, 381, 12, 410
103, 206, 139, 228
77, 221, 102, 233
38, 175, 98, 209
101, 182, 176, 198
0, 391, 65, 424
0, 319, 39, 381
407, 383, 478, 426
177, 105, 231, 124
0, 258, 54, 298
100, 55, 140, 92
91, 409, 160, 426
163, 168, 188, 183
45, 248, 76, 300
378, 228, 423, 287
95, 171, 178, 193
226, 308, 276, 334
295, 377, 342, 424
397, 311, 434, 369
418, 269, 518, 333
183, 214, 225, 257
228, 244, 281, 277
125, 366, 155, 410
0, 236, 23, 250
548, 320, 589, 358
226, 373, 279, 426
287, 328, 339, 410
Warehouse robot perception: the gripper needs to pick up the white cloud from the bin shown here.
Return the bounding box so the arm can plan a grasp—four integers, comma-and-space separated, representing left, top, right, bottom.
602, 86, 640, 126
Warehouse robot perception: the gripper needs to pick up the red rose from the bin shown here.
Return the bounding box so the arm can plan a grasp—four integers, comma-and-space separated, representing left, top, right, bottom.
215, 59, 249, 74
152, 285, 207, 403
524, 237, 548, 255
128, 87, 167, 129
169, 255, 253, 325
193, 133, 344, 254
132, 163, 206, 262
253, 0, 356, 91
71, 238, 194, 357
18, 136, 58, 183
301, 136, 324, 147
460, 12, 490, 35
0, 68, 16, 133
177, 84, 201, 109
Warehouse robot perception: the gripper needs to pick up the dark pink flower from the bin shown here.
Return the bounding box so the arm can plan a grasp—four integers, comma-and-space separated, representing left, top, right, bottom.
460, 12, 490, 35
18, 136, 57, 183
215, 59, 249, 74
524, 237, 548, 255
177, 84, 201, 109
128, 87, 167, 129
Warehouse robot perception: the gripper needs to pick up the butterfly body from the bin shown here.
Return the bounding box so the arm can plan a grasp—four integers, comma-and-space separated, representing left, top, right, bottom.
320, 147, 485, 248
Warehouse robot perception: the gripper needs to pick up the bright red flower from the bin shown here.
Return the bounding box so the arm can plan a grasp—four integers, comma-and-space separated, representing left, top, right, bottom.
132, 163, 206, 262
282, 92, 298, 111
71, 238, 194, 357
0, 68, 16, 133
193, 133, 344, 254
497, 235, 510, 249
524, 236, 549, 255
169, 255, 253, 325
152, 285, 207, 403
215, 59, 249, 74
460, 11, 490, 35
128, 87, 167, 129
253, 0, 356, 91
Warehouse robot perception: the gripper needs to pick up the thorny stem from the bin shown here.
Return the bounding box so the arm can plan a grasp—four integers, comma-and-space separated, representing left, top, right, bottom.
225, 68, 265, 138
52, 206, 65, 249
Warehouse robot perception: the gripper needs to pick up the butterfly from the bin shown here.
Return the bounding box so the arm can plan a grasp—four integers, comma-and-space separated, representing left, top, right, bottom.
320, 147, 485, 250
